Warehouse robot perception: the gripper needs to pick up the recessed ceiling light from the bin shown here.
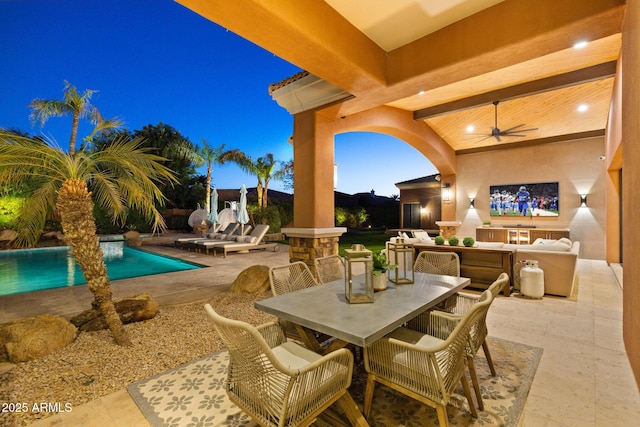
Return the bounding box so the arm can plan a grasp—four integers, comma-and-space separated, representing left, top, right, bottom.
418, 90, 425, 96
573, 40, 588, 49
577, 104, 589, 112
466, 125, 475, 133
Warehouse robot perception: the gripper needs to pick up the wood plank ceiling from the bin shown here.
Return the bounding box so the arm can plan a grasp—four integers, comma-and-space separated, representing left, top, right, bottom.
325, 0, 622, 153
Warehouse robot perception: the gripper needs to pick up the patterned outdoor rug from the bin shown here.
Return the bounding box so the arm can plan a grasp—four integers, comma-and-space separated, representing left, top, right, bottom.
128, 337, 542, 427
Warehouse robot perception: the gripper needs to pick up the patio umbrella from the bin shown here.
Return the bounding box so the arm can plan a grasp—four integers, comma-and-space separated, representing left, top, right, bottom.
237, 185, 250, 234
207, 188, 219, 230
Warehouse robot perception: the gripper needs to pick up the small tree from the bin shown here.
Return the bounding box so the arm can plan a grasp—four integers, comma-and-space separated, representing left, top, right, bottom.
1, 109, 176, 346
234, 153, 290, 208
182, 139, 243, 213
29, 81, 122, 155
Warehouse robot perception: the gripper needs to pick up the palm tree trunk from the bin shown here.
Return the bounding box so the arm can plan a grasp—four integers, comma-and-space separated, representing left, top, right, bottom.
263, 179, 269, 208
205, 165, 212, 213
69, 112, 80, 155
257, 180, 263, 208
57, 179, 131, 346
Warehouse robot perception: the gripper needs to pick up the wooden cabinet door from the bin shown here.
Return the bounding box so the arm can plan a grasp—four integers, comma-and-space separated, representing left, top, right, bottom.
476, 228, 507, 242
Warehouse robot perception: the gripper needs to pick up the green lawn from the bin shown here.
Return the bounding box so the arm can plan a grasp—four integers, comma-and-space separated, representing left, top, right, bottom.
337, 231, 390, 256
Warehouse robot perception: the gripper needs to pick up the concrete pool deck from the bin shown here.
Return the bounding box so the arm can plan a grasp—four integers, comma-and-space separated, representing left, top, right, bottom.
0, 236, 291, 323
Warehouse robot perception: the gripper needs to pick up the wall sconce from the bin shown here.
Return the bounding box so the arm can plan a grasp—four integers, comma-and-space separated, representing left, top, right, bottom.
580, 194, 588, 207
442, 183, 451, 202
470, 198, 475, 209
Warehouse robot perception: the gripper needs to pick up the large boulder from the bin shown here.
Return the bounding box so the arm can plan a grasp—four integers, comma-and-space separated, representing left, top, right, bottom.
123, 230, 142, 247
70, 293, 159, 332
231, 265, 271, 293
0, 314, 77, 363
0, 229, 17, 249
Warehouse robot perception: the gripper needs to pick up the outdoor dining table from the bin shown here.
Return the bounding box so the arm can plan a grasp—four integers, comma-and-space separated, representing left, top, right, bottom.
255, 272, 471, 348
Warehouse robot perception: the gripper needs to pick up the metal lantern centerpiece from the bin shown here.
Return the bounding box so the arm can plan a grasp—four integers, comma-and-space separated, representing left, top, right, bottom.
388, 238, 415, 285
344, 244, 374, 304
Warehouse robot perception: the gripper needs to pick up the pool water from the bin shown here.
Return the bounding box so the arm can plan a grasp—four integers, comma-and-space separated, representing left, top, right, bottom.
0, 242, 202, 297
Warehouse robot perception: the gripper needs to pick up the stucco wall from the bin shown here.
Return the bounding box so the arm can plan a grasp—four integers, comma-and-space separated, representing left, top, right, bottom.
454, 137, 606, 260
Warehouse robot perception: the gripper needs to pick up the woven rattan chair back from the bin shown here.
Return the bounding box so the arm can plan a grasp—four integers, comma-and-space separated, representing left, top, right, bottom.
413, 250, 461, 277
204, 304, 354, 427
269, 262, 319, 296
314, 254, 345, 284
364, 293, 492, 425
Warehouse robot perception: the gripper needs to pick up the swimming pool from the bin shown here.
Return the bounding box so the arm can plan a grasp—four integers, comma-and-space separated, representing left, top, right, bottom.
0, 242, 202, 297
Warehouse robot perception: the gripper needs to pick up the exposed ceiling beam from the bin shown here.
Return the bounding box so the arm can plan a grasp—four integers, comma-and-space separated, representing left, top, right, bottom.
414, 61, 618, 120
456, 130, 605, 155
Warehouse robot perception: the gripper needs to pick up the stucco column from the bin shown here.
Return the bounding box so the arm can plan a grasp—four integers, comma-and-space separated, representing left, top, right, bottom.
291, 110, 335, 228
283, 110, 346, 269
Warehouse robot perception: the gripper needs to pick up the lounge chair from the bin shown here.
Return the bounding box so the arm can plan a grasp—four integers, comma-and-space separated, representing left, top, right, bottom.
173, 222, 239, 249
191, 224, 252, 253
197, 224, 278, 257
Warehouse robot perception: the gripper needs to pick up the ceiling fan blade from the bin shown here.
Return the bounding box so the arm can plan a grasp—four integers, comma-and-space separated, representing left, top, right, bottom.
500, 124, 526, 133
501, 134, 528, 137
495, 134, 502, 142
513, 127, 538, 132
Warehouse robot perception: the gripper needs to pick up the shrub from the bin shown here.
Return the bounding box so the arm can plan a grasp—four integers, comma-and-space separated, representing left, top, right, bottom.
434, 236, 445, 245
448, 236, 459, 246
463, 237, 475, 247
171, 215, 189, 231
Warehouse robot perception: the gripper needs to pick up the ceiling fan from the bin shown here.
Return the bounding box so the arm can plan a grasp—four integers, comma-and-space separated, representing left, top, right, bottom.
475, 100, 538, 142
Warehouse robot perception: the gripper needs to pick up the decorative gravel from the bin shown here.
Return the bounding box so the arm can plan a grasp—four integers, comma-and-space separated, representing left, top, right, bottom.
0, 291, 275, 426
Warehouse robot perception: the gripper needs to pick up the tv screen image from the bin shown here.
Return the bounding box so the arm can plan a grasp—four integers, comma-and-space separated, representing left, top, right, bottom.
489, 182, 559, 217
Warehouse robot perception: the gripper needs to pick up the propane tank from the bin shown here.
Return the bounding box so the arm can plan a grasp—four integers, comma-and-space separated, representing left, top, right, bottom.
520, 260, 544, 298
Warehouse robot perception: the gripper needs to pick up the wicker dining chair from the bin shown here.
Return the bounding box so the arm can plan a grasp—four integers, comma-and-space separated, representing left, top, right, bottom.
413, 250, 461, 276
313, 254, 345, 284
204, 304, 354, 427
363, 292, 492, 426
412, 273, 510, 410
269, 262, 319, 296
436, 273, 510, 376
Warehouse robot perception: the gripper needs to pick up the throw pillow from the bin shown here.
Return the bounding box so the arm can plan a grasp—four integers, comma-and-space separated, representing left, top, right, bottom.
413, 231, 431, 241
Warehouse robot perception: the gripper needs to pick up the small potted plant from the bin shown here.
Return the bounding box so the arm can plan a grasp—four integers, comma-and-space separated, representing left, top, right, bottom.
463, 237, 475, 247
372, 251, 396, 291
434, 236, 445, 245
483, 220, 491, 228
448, 236, 460, 246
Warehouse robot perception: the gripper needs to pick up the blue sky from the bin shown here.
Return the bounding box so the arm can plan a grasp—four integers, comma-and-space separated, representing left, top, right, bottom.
0, 0, 437, 197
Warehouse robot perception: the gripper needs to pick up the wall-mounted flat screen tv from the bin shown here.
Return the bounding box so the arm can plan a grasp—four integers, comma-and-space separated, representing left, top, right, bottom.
489, 182, 559, 217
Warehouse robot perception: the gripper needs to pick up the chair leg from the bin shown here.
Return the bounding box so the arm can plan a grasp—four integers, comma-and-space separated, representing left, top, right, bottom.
482, 340, 496, 376
460, 376, 478, 418
467, 359, 484, 411
334, 393, 369, 427
435, 404, 450, 427
363, 375, 376, 418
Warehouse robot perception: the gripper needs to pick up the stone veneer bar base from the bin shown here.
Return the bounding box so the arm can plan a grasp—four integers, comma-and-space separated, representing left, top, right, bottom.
281, 227, 347, 272
435, 221, 462, 240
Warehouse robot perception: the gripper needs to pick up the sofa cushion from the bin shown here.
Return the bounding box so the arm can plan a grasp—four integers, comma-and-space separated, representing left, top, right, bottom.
557, 237, 572, 248
514, 243, 571, 252
532, 238, 557, 245
476, 242, 505, 249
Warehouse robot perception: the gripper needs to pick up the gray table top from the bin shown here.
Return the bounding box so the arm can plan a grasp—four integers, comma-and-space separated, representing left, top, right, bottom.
255, 273, 470, 347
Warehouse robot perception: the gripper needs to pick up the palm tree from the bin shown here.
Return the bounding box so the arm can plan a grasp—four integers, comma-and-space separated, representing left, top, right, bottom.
236, 153, 290, 208
29, 81, 122, 155
0, 132, 177, 346
184, 139, 243, 213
